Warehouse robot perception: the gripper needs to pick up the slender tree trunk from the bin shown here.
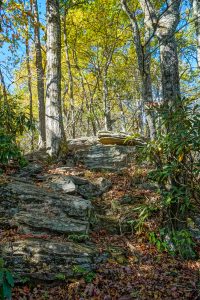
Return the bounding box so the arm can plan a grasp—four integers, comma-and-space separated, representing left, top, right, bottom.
73, 48, 98, 136
137, 99, 144, 135
46, 0, 65, 156
0, 68, 7, 107
103, 67, 112, 131
32, 0, 46, 147
117, 93, 126, 132
193, 0, 200, 68
25, 32, 34, 150
121, 0, 156, 139
63, 6, 75, 138
0, 68, 11, 134
88, 92, 97, 136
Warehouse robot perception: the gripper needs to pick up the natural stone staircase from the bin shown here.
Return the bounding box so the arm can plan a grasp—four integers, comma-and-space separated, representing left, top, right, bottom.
0, 140, 137, 282
0, 175, 97, 281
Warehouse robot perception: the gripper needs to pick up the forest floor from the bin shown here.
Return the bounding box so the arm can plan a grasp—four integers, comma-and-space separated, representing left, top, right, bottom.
1, 161, 200, 300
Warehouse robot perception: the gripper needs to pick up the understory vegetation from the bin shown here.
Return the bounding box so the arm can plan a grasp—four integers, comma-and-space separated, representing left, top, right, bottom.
138, 98, 200, 259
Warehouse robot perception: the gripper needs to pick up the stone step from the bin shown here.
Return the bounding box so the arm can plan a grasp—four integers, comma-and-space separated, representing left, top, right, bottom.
1, 239, 99, 281
0, 180, 91, 234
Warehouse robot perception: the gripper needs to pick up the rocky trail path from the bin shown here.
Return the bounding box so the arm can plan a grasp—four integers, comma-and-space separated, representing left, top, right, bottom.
0, 142, 142, 282
0, 141, 199, 299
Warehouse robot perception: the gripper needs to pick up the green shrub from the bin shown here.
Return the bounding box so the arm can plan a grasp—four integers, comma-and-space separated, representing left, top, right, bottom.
72, 265, 96, 283
137, 98, 200, 258
149, 229, 196, 259
0, 98, 34, 167
0, 258, 14, 300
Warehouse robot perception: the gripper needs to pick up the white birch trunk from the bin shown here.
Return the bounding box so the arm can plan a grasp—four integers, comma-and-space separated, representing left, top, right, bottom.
157, 0, 181, 105
46, 0, 65, 156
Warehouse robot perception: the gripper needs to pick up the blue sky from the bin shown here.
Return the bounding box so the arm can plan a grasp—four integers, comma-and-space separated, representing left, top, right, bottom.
0, 0, 46, 90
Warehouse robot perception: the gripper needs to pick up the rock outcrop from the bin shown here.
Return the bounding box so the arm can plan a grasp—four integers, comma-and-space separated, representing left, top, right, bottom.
0, 179, 91, 234
64, 132, 144, 171
75, 145, 136, 171
0, 171, 110, 281
67, 136, 99, 152
0, 135, 141, 282
43, 174, 112, 199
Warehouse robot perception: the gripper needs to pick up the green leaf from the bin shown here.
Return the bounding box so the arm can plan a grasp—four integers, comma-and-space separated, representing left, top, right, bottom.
0, 259, 4, 269
0, 271, 4, 285
2, 280, 12, 299
5, 271, 14, 287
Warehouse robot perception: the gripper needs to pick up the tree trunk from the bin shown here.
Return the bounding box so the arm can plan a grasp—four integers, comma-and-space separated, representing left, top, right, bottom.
46, 0, 65, 156
139, 0, 181, 106
159, 36, 180, 105
139, 0, 183, 232
0, 68, 10, 134
103, 67, 112, 131
32, 0, 46, 147
193, 0, 200, 68
121, 0, 156, 139
157, 0, 181, 105
0, 68, 8, 107
25, 32, 34, 150
63, 6, 76, 138
117, 93, 126, 132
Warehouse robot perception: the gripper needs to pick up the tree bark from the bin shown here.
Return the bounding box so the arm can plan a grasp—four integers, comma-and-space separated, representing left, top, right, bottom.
46, 0, 65, 156
192, 0, 200, 68
159, 36, 180, 105
32, 0, 46, 147
157, 1, 181, 105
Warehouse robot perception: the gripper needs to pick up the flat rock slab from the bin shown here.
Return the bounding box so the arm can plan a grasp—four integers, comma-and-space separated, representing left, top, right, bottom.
0, 180, 91, 234
75, 145, 136, 171
98, 131, 145, 146
1, 239, 97, 281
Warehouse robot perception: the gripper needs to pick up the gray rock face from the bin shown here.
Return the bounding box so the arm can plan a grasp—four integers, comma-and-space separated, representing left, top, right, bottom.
1, 142, 135, 282
44, 175, 112, 199
1, 239, 97, 281
0, 173, 111, 281
68, 136, 99, 152
75, 145, 136, 171
0, 180, 91, 234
